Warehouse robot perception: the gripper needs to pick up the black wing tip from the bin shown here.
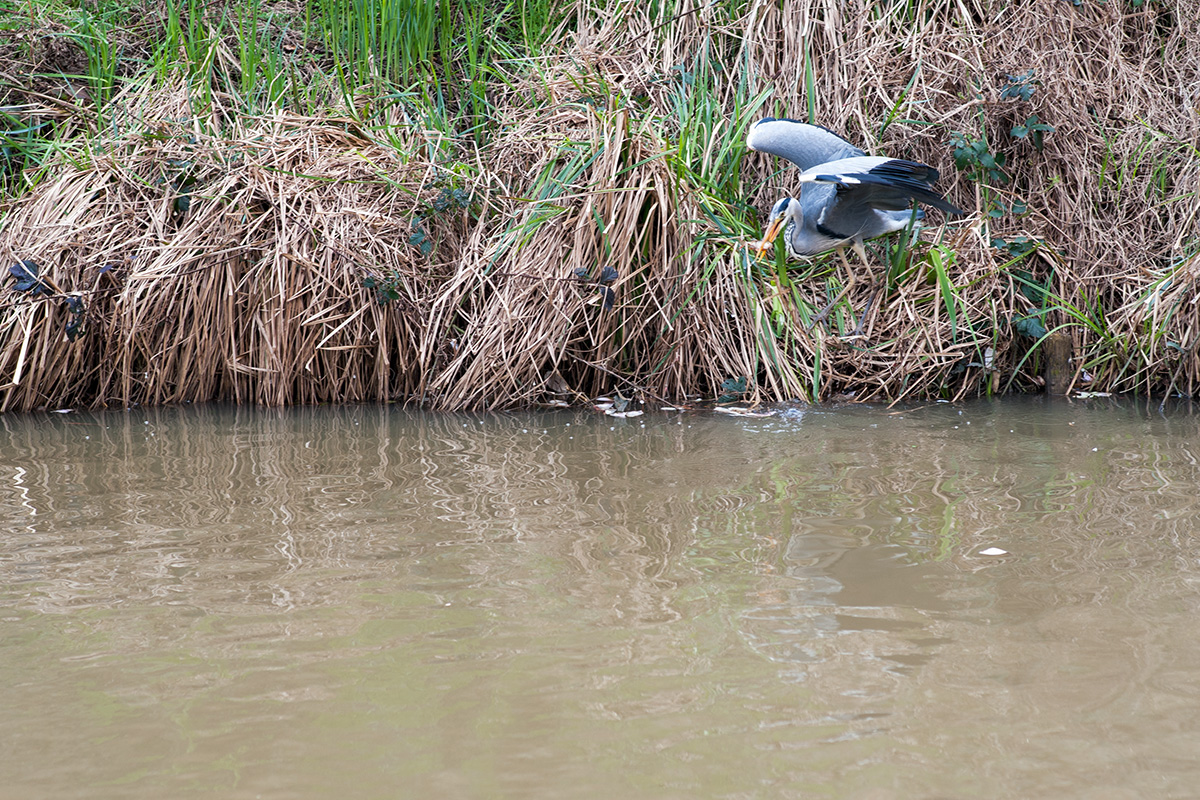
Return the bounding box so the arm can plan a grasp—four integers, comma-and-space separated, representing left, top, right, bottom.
866, 159, 967, 214
918, 193, 966, 216
825, 167, 964, 216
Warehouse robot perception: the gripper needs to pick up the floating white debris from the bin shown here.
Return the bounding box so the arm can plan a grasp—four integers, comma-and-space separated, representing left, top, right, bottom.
713, 406, 774, 417
604, 409, 643, 418
980, 547, 1008, 556
52, 408, 73, 414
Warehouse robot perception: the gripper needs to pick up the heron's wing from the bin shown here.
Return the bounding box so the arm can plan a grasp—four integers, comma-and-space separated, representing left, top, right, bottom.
801, 157, 964, 216
746, 118, 865, 170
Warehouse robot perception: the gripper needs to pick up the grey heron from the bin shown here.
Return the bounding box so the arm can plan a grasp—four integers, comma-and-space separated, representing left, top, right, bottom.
746, 118, 963, 328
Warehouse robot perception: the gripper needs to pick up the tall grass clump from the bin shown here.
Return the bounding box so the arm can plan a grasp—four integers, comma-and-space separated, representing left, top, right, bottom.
1, 0, 1199, 411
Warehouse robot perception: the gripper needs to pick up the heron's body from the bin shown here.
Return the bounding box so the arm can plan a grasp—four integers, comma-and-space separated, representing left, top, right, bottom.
745, 118, 964, 332
746, 118, 962, 260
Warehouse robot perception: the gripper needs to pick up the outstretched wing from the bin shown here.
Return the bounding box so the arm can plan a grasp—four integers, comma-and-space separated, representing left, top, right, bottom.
746, 118, 865, 171
800, 157, 963, 216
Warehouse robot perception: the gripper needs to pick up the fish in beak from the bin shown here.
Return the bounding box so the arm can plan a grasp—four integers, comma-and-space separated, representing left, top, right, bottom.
755, 213, 788, 258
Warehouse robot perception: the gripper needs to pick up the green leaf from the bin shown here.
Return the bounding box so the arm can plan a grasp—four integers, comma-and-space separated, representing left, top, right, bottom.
931, 248, 958, 336
717, 376, 748, 403
1000, 70, 1039, 101
1012, 267, 1050, 306
1013, 315, 1048, 339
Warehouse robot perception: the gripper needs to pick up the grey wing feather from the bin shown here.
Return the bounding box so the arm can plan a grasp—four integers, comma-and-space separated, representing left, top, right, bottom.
746, 118, 865, 170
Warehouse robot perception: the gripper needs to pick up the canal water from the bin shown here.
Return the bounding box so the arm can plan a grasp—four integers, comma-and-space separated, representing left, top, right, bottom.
3, 398, 1200, 798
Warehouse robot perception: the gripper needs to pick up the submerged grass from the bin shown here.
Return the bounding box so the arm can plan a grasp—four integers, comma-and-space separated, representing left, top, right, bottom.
1, 0, 1199, 410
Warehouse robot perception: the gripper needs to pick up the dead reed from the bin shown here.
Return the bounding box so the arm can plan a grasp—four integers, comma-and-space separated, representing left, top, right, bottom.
2, 0, 1198, 410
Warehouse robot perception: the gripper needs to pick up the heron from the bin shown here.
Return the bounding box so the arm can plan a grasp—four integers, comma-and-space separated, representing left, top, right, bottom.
746, 118, 963, 330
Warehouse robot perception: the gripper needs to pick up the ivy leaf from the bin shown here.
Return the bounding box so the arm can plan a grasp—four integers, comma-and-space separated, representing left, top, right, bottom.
1013, 315, 1048, 339
1011, 266, 1050, 307
1000, 70, 1039, 101
64, 296, 87, 341
718, 376, 748, 403
8, 260, 51, 296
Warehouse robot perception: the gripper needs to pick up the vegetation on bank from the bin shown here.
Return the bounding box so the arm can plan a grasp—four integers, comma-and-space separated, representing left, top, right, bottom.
0, 0, 1197, 411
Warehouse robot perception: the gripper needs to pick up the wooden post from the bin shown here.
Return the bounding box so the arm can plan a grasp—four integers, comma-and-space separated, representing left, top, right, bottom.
1043, 330, 1074, 395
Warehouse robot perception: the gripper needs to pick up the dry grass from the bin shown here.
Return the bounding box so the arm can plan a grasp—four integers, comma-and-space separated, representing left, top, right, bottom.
0, 80, 443, 409
2, 0, 1199, 410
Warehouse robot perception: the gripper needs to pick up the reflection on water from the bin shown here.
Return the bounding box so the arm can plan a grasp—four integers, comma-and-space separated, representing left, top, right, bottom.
3, 398, 1200, 798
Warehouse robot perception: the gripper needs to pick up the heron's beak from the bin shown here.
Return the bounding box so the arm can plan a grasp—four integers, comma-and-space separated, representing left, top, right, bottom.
755, 216, 786, 258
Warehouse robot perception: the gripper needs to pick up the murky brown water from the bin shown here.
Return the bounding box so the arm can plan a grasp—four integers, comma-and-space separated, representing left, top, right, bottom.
3, 398, 1200, 799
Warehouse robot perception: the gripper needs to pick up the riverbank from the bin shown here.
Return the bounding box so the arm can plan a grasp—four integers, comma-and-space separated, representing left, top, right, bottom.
2, 0, 1197, 411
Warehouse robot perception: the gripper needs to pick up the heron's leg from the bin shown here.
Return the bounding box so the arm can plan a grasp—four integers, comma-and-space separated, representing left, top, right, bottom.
851, 240, 869, 265
808, 247, 857, 329
839, 246, 861, 297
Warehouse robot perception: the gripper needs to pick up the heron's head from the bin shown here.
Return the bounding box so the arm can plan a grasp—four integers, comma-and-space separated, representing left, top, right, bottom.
755, 197, 799, 258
